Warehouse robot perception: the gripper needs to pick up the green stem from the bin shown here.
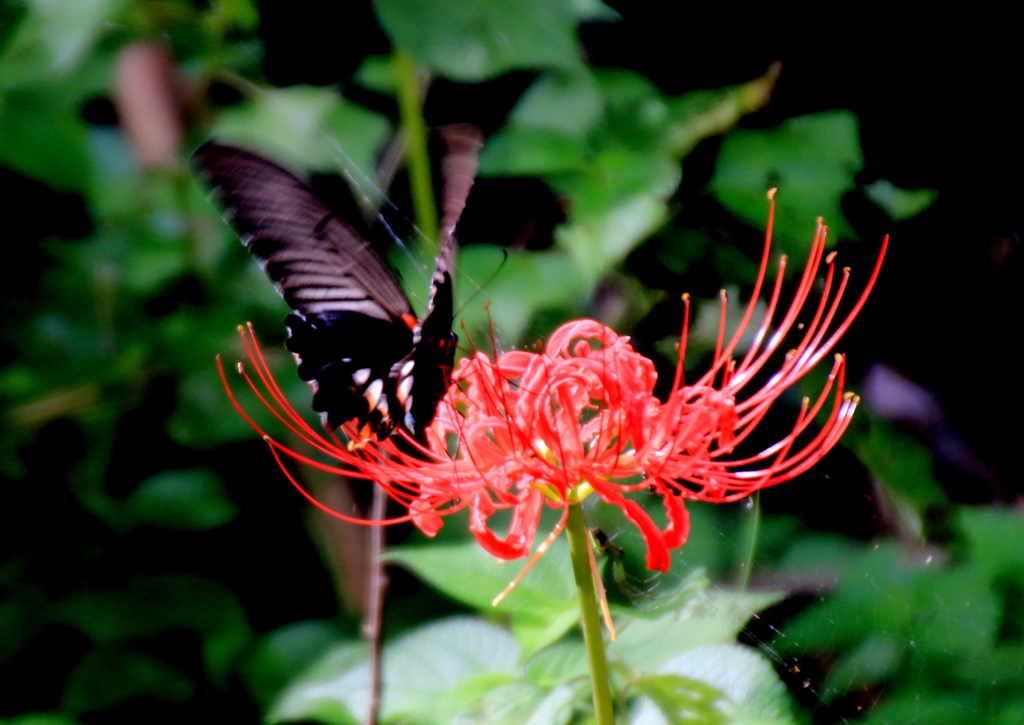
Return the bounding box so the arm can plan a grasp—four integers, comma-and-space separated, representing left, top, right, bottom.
393, 51, 438, 246
566, 503, 615, 725
738, 490, 761, 592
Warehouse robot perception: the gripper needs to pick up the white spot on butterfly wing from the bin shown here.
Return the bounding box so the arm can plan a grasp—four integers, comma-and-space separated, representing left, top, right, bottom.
364, 378, 384, 409
396, 375, 413, 405
352, 368, 371, 387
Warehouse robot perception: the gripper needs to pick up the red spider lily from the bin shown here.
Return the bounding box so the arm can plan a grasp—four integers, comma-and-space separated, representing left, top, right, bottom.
220, 193, 887, 573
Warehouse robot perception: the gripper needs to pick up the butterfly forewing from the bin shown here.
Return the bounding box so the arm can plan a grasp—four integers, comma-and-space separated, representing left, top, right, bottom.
193, 143, 412, 321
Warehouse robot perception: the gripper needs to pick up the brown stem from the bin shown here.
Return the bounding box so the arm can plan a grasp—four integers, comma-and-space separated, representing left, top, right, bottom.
362, 483, 389, 725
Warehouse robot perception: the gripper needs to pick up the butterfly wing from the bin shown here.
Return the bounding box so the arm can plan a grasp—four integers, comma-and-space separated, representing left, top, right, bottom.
193, 142, 417, 438
390, 125, 482, 438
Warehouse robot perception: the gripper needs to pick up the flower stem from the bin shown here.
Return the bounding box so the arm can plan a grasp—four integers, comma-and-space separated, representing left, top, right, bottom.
566, 503, 615, 725
393, 51, 438, 246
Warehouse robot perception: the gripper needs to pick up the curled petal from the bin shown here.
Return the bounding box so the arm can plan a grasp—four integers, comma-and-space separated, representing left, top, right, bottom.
660, 489, 690, 549
468, 488, 543, 561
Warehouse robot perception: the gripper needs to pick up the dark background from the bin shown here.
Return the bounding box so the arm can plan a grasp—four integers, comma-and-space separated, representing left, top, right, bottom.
1, 1, 1020, 723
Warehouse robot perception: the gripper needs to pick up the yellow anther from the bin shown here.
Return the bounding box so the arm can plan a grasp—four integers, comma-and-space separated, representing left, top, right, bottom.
531, 481, 563, 503
568, 481, 595, 503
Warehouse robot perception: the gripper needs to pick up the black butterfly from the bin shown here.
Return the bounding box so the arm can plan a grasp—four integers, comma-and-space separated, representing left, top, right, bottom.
193, 127, 481, 442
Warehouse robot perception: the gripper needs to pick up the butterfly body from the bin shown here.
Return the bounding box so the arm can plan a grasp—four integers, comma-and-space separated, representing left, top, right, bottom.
193, 137, 475, 441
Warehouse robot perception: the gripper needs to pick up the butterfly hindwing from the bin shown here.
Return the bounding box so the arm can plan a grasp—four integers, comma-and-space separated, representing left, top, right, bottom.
391, 232, 456, 435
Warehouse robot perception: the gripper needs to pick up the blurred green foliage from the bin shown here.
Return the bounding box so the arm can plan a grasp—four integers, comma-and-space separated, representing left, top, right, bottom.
774, 508, 1024, 725
0, 1, 1017, 725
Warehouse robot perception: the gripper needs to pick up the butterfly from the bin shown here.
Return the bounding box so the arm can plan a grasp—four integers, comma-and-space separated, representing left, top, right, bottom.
193, 127, 481, 443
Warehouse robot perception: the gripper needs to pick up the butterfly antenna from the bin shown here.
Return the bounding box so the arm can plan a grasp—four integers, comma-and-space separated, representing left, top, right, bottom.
453, 247, 507, 319
484, 301, 501, 361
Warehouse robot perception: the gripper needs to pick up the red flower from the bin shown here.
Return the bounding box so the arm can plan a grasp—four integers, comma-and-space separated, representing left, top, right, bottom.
221, 194, 886, 572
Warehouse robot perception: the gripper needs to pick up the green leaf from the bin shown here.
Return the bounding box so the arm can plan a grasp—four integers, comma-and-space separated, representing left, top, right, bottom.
863, 179, 938, 221
61, 646, 194, 714
0, 88, 91, 190
909, 566, 999, 657
590, 69, 665, 150
387, 539, 575, 611
554, 155, 678, 284
864, 692, 988, 725
611, 588, 784, 671
57, 575, 251, 685
270, 617, 520, 724
1000, 702, 1024, 725
960, 507, 1024, 579
269, 642, 368, 725
549, 69, 778, 285
126, 467, 238, 530
779, 543, 917, 653
479, 127, 589, 176
630, 674, 726, 725
522, 640, 590, 686
0, 0, 124, 89
205, 0, 260, 32
510, 607, 583, 661
354, 54, 398, 94
951, 645, 1024, 688
386, 539, 579, 655
712, 111, 864, 248
567, 0, 619, 21
663, 69, 778, 158
855, 418, 948, 510
822, 635, 902, 698
774, 534, 863, 580
656, 645, 796, 725
240, 620, 348, 706
508, 71, 603, 137
0, 716, 84, 725
475, 67, 778, 310
382, 617, 520, 719
474, 682, 577, 725
373, 0, 585, 82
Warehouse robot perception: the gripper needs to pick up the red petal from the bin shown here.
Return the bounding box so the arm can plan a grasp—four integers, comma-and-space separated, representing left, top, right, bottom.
661, 491, 690, 548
